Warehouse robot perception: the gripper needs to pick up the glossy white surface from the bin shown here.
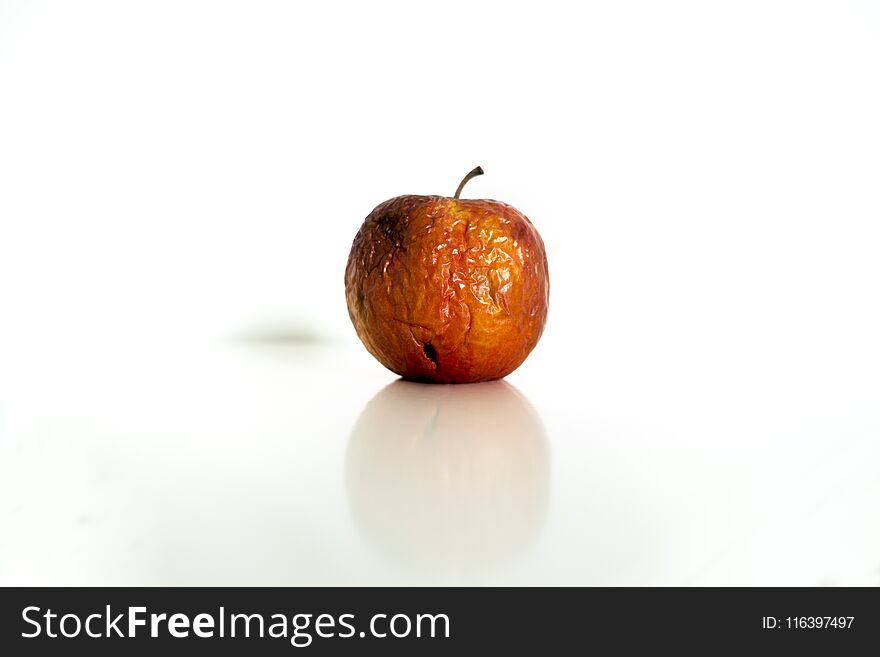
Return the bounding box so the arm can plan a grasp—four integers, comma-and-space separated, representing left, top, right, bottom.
1, 1, 879, 586
1, 337, 877, 586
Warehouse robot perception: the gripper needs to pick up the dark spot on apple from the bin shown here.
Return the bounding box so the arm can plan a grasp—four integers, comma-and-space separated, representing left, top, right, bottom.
376, 211, 406, 245
423, 343, 438, 366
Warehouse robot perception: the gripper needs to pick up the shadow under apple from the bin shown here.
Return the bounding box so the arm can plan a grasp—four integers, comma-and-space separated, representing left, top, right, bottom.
345, 380, 550, 577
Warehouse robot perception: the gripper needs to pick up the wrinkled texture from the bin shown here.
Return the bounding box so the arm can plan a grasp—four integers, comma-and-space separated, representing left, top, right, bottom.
345, 195, 549, 383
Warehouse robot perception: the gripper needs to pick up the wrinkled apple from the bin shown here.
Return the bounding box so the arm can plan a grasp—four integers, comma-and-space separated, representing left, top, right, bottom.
345, 167, 549, 383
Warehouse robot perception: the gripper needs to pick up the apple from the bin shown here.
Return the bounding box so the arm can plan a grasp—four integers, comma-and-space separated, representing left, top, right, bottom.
345, 167, 549, 383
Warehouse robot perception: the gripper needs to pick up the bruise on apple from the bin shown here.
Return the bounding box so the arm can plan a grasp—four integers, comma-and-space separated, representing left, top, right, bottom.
345, 194, 549, 383
422, 342, 439, 367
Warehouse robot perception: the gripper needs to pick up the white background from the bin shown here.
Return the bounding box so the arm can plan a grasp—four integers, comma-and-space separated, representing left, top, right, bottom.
1, 1, 879, 585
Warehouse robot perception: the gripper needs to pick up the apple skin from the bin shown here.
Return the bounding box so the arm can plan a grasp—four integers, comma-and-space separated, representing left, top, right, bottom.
345, 193, 549, 383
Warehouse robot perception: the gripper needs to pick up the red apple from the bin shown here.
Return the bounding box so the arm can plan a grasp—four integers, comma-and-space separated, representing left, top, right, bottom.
345, 167, 549, 383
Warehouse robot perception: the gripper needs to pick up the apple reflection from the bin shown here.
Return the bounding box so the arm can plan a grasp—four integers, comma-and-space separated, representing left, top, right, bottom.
345, 380, 550, 576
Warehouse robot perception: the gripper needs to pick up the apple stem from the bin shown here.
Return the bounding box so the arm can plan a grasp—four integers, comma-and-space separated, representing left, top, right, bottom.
454, 166, 484, 199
